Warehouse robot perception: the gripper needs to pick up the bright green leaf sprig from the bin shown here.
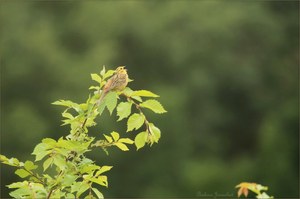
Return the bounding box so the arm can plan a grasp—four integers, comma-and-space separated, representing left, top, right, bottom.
1, 66, 166, 198
116, 88, 166, 150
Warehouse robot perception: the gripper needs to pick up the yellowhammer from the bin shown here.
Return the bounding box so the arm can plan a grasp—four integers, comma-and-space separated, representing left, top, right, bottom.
99, 66, 128, 102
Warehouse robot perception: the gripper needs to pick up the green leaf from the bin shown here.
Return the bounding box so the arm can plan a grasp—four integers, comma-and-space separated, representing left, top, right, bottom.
127, 113, 145, 132
43, 158, 53, 171
53, 155, 66, 170
66, 193, 75, 198
42, 138, 57, 146
7, 181, 27, 189
104, 91, 118, 115
110, 131, 119, 141
91, 73, 102, 83
117, 102, 132, 121
134, 131, 148, 150
24, 161, 38, 171
76, 182, 90, 197
15, 169, 30, 178
89, 86, 100, 90
104, 134, 113, 143
80, 164, 100, 174
122, 87, 134, 96
96, 166, 113, 176
51, 100, 80, 111
92, 188, 104, 199
97, 100, 106, 116
62, 174, 78, 186
114, 143, 129, 151
140, 99, 167, 114
9, 187, 31, 198
118, 138, 134, 144
100, 66, 106, 76
149, 123, 161, 143
0, 155, 22, 167
103, 70, 115, 80
62, 111, 74, 119
132, 90, 159, 97
32, 143, 51, 161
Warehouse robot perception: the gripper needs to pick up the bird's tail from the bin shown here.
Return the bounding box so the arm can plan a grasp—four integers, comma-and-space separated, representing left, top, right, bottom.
96, 90, 108, 106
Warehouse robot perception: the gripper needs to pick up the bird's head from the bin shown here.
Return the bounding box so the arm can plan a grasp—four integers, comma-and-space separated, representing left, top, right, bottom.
115, 66, 127, 74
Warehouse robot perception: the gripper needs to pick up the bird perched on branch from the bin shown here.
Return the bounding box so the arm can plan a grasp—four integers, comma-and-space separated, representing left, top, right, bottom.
99, 66, 128, 102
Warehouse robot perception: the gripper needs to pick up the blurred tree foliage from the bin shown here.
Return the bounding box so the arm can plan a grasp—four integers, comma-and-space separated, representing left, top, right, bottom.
1, 1, 298, 198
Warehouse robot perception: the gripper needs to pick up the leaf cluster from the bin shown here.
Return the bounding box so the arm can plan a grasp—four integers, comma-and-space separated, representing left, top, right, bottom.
0, 66, 166, 198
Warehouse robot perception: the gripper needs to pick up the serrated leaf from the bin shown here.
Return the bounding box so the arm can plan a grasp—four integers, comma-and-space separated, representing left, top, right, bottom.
149, 123, 161, 143
104, 134, 113, 143
97, 100, 106, 116
117, 102, 132, 121
24, 161, 38, 171
114, 143, 129, 151
127, 113, 145, 132
96, 166, 113, 176
32, 143, 51, 161
51, 100, 80, 110
92, 188, 104, 199
42, 138, 57, 145
110, 132, 119, 141
91, 73, 102, 83
62, 111, 74, 119
15, 169, 30, 178
53, 155, 66, 170
140, 99, 167, 114
104, 92, 118, 115
122, 87, 134, 96
118, 138, 134, 144
43, 158, 53, 171
89, 175, 108, 187
0, 155, 22, 167
76, 182, 90, 197
134, 131, 148, 150
62, 174, 78, 186
9, 187, 31, 198
132, 90, 159, 97
8, 158, 22, 167
131, 95, 143, 102
7, 181, 26, 189
103, 70, 115, 80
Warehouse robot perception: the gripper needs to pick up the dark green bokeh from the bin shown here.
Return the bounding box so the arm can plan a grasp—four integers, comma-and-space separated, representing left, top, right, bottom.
1, 1, 298, 198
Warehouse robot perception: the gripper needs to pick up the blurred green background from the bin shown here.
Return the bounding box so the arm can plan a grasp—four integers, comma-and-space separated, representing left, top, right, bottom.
1, 1, 298, 198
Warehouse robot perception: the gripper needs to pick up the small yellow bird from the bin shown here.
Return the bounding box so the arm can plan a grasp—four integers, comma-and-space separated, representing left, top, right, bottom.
81, 66, 128, 128
99, 66, 128, 102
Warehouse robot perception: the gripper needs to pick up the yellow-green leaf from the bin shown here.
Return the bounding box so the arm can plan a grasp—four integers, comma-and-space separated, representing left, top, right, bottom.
132, 90, 159, 97
89, 86, 100, 90
24, 161, 38, 171
104, 134, 113, 143
134, 131, 148, 150
91, 73, 102, 83
149, 123, 161, 143
127, 113, 145, 132
96, 166, 113, 176
118, 138, 134, 144
114, 143, 129, 151
15, 169, 30, 178
140, 99, 167, 114
104, 91, 118, 115
103, 70, 115, 80
117, 102, 132, 121
43, 158, 53, 171
110, 131, 119, 141
92, 188, 104, 199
